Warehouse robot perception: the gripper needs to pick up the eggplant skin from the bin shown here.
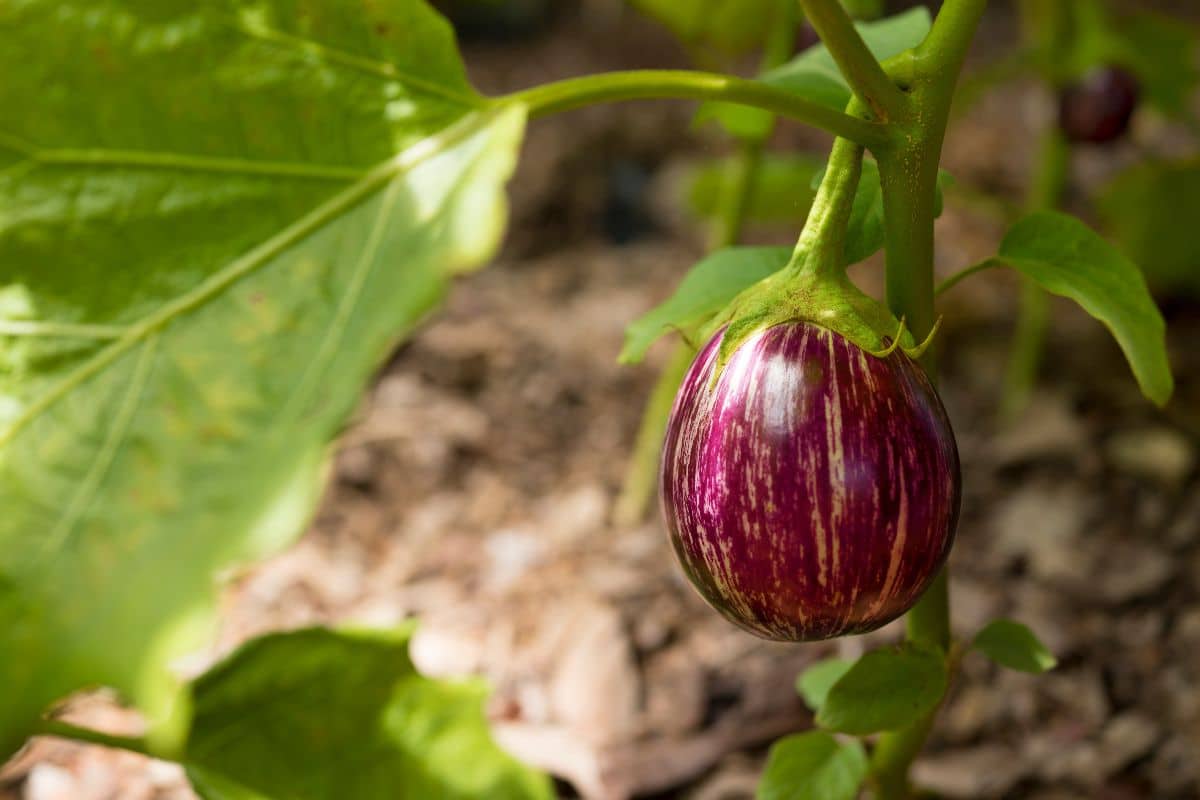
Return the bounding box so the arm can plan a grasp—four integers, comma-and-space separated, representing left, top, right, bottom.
660, 322, 960, 641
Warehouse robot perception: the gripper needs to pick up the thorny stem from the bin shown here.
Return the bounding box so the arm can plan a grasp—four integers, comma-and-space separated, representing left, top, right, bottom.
499, 70, 889, 147
868, 0, 988, 797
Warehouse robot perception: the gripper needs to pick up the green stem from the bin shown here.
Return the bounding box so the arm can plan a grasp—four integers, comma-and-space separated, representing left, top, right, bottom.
798, 0, 908, 121
613, 343, 694, 526
869, 2, 988, 797
1000, 129, 1069, 419
498, 70, 889, 146
790, 135, 865, 279
36, 719, 154, 757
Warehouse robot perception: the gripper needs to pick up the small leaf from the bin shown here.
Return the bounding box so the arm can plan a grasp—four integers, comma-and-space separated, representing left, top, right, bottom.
184, 627, 553, 800
684, 154, 824, 224
757, 731, 868, 800
699, 8, 932, 137
795, 658, 854, 712
1097, 159, 1200, 296
619, 246, 790, 364
973, 619, 1057, 674
816, 645, 947, 735
994, 210, 1173, 406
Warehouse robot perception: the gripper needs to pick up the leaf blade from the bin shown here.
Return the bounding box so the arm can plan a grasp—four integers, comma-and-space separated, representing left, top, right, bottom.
620, 246, 791, 364
973, 619, 1057, 674
995, 210, 1173, 406
815, 645, 947, 735
756, 731, 868, 800
183, 627, 553, 800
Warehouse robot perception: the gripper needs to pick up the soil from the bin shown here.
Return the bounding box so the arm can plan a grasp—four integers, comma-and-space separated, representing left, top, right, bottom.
3, 3, 1199, 799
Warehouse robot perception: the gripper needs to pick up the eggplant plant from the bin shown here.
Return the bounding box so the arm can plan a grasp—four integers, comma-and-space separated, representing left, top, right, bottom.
0, 0, 1181, 798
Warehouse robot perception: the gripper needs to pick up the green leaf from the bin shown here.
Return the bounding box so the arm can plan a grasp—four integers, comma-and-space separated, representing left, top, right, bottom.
699, 8, 932, 138
1097, 159, 1200, 296
972, 619, 1057, 674
619, 246, 790, 364
684, 154, 824, 224
815, 645, 947, 735
0, 0, 524, 758
184, 627, 553, 800
628, 0, 790, 57
795, 658, 854, 712
756, 731, 868, 800
994, 210, 1173, 406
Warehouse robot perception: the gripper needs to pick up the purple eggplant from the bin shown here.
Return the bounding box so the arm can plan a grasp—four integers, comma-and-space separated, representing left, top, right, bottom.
1058, 66, 1140, 145
660, 322, 960, 641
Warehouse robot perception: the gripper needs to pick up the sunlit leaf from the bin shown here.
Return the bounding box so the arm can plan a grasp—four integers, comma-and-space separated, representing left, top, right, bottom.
0, 0, 524, 757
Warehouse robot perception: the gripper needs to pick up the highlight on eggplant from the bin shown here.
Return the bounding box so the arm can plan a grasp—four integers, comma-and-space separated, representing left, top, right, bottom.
660, 322, 961, 642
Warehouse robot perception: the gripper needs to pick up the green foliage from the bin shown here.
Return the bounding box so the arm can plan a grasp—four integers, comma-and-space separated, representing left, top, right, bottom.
685, 154, 824, 224
1098, 159, 1200, 295
619, 246, 790, 363
815, 645, 947, 735
700, 8, 932, 138
0, 0, 524, 756
628, 0, 790, 58
757, 731, 868, 800
973, 619, 1057, 674
991, 210, 1173, 406
795, 658, 854, 712
184, 627, 552, 800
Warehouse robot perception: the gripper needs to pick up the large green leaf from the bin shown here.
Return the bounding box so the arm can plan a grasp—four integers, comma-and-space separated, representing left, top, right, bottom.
815, 645, 947, 735
1098, 159, 1200, 295
619, 246, 790, 364
0, 0, 524, 757
756, 731, 867, 800
183, 627, 553, 800
699, 8, 932, 138
992, 211, 1173, 406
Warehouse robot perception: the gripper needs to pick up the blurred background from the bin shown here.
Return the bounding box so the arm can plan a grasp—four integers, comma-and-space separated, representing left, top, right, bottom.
2, 1, 1199, 798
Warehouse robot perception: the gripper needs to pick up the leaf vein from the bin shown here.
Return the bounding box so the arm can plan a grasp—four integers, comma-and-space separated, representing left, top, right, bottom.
43, 335, 158, 557
223, 16, 483, 110
0, 110, 497, 447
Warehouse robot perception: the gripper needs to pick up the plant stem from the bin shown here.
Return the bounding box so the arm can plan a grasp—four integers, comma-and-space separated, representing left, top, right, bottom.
790, 135, 864, 279
498, 70, 889, 146
613, 343, 693, 526
999, 48, 1072, 420
798, 0, 908, 121
869, 1, 987, 796
36, 719, 154, 757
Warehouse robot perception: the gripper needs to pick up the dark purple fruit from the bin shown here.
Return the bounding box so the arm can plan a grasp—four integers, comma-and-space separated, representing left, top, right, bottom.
660, 322, 960, 642
1058, 66, 1140, 145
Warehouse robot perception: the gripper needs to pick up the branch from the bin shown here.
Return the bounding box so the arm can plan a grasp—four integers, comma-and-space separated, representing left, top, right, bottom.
498, 70, 889, 147
798, 0, 908, 121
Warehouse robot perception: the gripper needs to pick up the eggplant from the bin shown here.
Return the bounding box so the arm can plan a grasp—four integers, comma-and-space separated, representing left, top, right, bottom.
1059, 66, 1140, 145
660, 322, 960, 642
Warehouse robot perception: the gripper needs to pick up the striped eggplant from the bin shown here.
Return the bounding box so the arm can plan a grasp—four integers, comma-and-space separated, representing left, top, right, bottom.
660, 322, 960, 642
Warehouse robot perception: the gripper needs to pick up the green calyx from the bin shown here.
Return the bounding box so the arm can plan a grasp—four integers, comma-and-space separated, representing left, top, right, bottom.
703, 133, 939, 373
